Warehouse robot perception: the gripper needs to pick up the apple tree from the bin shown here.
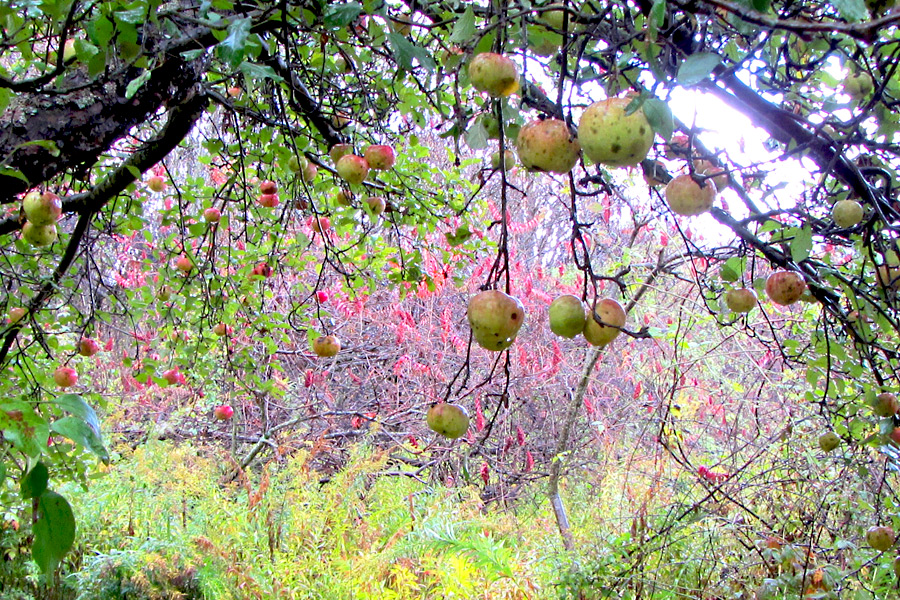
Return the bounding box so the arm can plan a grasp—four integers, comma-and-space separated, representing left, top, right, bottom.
2, 0, 900, 587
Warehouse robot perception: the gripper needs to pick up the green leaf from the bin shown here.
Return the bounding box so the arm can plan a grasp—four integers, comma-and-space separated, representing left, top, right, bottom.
791, 226, 813, 263
719, 257, 745, 282
239, 61, 282, 81
324, 2, 363, 29
387, 33, 434, 72
52, 394, 101, 433
125, 70, 151, 100
32, 490, 76, 575
450, 6, 476, 43
21, 461, 48, 499
50, 417, 109, 464
0, 167, 30, 183
115, 7, 147, 25
0, 462, 5, 487
751, 0, 770, 10
649, 0, 666, 27
829, 0, 868, 22
642, 98, 673, 141
464, 119, 488, 150
676, 53, 722, 87
217, 16, 252, 69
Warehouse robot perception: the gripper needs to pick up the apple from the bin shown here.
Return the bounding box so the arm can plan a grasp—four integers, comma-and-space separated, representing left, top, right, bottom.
866, 525, 895, 552
162, 368, 183, 385
873, 392, 899, 417
467, 290, 526, 351
364, 196, 386, 216
876, 264, 900, 290
226, 86, 243, 98
578, 97, 655, 167
329, 144, 353, 164
175, 255, 193, 273
548, 295, 586, 338
157, 285, 173, 301
8, 307, 26, 324
336, 155, 369, 185
310, 216, 331, 234
288, 155, 308, 173
259, 180, 278, 195
832, 199, 864, 228
258, 194, 279, 208
583, 298, 627, 347
22, 222, 57, 247
312, 334, 341, 357
251, 263, 272, 278
426, 403, 470, 439
818, 431, 840, 452
725, 288, 757, 313
491, 149, 516, 171
334, 190, 353, 207
316, 291, 329, 303
843, 72, 874, 102
78, 337, 100, 357
364, 145, 395, 170
516, 118, 581, 174
213, 323, 232, 337
890, 427, 900, 445
214, 405, 234, 421
147, 176, 167, 193
23, 191, 62, 226
765, 271, 806, 305
665, 174, 717, 216
203, 207, 221, 223
300, 162, 318, 183
468, 53, 519, 98
693, 159, 730, 191
62, 38, 76, 62
53, 366, 77, 388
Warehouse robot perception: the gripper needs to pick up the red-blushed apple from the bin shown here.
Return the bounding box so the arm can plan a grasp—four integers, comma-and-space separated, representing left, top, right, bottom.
258, 193, 279, 208
866, 525, 895, 551
175, 255, 193, 274
516, 118, 581, 174
665, 174, 716, 216
250, 263, 273, 278
364, 145, 395, 170
162, 367, 185, 385
53, 366, 77, 388
336, 154, 370, 185
583, 298, 626, 347
203, 207, 221, 223
23, 191, 62, 226
578, 97, 655, 167
22, 222, 57, 247
693, 160, 730, 192
259, 180, 278, 195
147, 176, 167, 193
226, 86, 243, 98
468, 52, 519, 97
426, 403, 469, 438
364, 196, 386, 216
873, 392, 899, 417
78, 337, 100, 357
316, 290, 329, 303
213, 323, 232, 337
310, 215, 331, 234
300, 162, 318, 183
8, 307, 26, 325
467, 290, 526, 351
213, 405, 234, 421
890, 427, 900, 445
329, 144, 353, 164
765, 271, 806, 305
312, 334, 341, 357
725, 288, 757, 313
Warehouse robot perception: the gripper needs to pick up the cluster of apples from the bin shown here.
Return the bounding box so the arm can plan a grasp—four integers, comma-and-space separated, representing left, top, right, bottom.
332, 143, 395, 187
721, 270, 808, 316
548, 295, 626, 347
21, 190, 63, 247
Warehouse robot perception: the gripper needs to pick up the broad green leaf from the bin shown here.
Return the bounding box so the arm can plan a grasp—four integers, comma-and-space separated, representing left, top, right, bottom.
50, 417, 109, 464
32, 491, 76, 575
450, 6, 477, 43
240, 61, 282, 81
464, 119, 488, 150
0, 167, 30, 183
115, 7, 147, 24
21, 461, 48, 499
388, 33, 434, 72
829, 0, 868, 22
324, 2, 363, 29
51, 394, 101, 433
720, 257, 746, 282
751, 0, 770, 10
791, 226, 813, 263
217, 16, 251, 69
676, 53, 722, 86
642, 98, 673, 141
125, 70, 151, 99
1, 402, 50, 457
649, 0, 666, 28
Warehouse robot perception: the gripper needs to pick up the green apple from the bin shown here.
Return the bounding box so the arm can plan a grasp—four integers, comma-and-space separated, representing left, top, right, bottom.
578, 97, 655, 168
516, 118, 581, 174
548, 295, 586, 338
